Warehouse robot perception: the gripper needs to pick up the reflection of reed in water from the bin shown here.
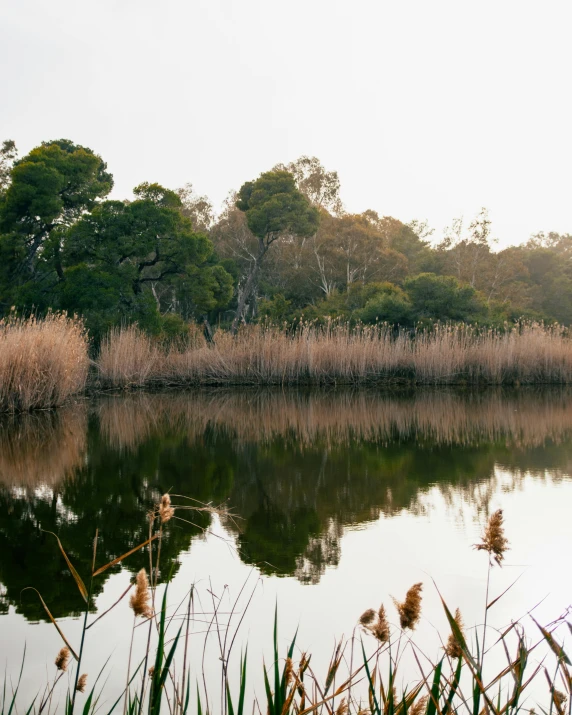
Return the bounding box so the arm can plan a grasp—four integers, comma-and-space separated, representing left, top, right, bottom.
0, 405, 87, 488
97, 389, 572, 451
96, 396, 160, 451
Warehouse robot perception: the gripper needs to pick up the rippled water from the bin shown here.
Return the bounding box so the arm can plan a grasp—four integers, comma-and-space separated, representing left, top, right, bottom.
1, 389, 571, 708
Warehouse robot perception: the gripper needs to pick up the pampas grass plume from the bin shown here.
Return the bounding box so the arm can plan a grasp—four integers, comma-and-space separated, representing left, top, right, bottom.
394, 583, 423, 630
159, 493, 175, 523
474, 509, 509, 566
445, 608, 465, 659
55, 647, 70, 672
130, 568, 153, 618
359, 608, 376, 626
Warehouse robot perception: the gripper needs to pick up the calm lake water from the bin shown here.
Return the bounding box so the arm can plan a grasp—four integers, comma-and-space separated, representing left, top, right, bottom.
1, 389, 572, 709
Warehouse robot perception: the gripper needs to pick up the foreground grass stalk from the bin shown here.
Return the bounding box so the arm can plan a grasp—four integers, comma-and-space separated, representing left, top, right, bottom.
70, 574, 94, 715
17, 490, 572, 713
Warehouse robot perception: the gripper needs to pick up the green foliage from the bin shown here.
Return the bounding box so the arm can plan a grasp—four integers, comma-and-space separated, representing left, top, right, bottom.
0, 140, 17, 192
2, 140, 572, 334
59, 186, 232, 338
358, 284, 413, 325
258, 293, 292, 322
404, 273, 486, 323
0, 139, 112, 285
236, 170, 319, 240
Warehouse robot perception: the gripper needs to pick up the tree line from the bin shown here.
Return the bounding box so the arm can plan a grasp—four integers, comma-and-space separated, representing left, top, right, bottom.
1, 139, 570, 340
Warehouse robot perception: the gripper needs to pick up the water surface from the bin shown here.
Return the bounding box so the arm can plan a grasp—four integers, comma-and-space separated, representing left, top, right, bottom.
1, 389, 571, 707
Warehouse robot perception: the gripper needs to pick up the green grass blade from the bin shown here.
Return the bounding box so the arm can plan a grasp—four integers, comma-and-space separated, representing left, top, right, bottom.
426, 658, 443, 715
81, 687, 95, 715
182, 669, 190, 715
263, 663, 275, 715
237, 649, 247, 715
156, 623, 183, 694
23, 696, 38, 715
273, 604, 281, 712
472, 678, 481, 715
360, 639, 381, 715
225, 680, 235, 715
439, 595, 478, 673
104, 659, 144, 715
149, 588, 168, 715
442, 656, 462, 715
6, 645, 26, 715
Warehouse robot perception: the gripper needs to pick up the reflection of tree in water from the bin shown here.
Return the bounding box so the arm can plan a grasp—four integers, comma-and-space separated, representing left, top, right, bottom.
1, 389, 572, 618
0, 410, 235, 621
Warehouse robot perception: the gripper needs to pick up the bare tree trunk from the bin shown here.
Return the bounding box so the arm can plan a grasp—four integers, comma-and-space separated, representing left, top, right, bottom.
231, 241, 266, 335
202, 315, 215, 345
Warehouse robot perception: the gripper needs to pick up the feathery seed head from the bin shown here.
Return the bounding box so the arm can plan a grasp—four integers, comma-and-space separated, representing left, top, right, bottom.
76, 674, 88, 693
410, 696, 429, 715
159, 493, 175, 523
285, 657, 294, 686
393, 582, 423, 631
336, 698, 349, 715
130, 568, 153, 618
445, 608, 465, 659
55, 647, 70, 672
553, 690, 567, 711
359, 608, 376, 626
474, 509, 509, 566
373, 620, 390, 644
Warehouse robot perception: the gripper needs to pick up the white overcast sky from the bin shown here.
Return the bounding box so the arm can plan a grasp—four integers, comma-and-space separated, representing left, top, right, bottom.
1, 0, 571, 247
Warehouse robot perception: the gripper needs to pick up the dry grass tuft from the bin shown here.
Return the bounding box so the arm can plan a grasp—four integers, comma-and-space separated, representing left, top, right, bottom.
445, 608, 465, 659
410, 695, 429, 715
360, 604, 391, 644
474, 509, 509, 566
373, 605, 390, 644
54, 647, 70, 672
359, 609, 377, 627
0, 313, 89, 412
393, 583, 423, 631
97, 325, 159, 388
130, 569, 153, 619
159, 493, 175, 524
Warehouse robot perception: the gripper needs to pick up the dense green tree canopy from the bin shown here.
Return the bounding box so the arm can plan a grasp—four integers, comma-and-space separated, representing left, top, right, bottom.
1, 139, 571, 334
236, 170, 320, 240
60, 183, 233, 336
0, 140, 112, 278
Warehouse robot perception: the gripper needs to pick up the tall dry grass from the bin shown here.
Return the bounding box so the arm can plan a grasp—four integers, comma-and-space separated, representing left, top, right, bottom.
96, 321, 572, 388
97, 326, 159, 388
0, 313, 89, 412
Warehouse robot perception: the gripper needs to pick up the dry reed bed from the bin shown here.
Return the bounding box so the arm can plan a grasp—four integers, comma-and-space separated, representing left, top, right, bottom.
96, 322, 572, 388
96, 389, 572, 451
0, 313, 89, 412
